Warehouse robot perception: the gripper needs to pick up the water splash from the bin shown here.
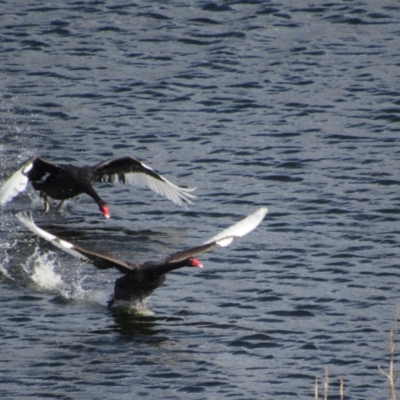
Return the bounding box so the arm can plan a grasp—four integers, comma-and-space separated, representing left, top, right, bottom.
22, 247, 87, 300
85, 289, 112, 307
21, 247, 113, 307
26, 249, 64, 290
0, 241, 15, 280
112, 299, 155, 316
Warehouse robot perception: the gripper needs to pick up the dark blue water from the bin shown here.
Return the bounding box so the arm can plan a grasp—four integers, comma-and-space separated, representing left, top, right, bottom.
1, 1, 400, 399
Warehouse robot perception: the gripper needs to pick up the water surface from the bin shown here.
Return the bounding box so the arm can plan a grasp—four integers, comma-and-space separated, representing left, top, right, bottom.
1, 1, 400, 399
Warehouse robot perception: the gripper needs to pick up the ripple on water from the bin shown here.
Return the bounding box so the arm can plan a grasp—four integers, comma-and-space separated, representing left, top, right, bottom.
1, 1, 400, 399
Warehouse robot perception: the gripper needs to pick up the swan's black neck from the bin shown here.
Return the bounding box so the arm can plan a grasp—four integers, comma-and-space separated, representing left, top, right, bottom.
83, 185, 102, 204
144, 258, 193, 276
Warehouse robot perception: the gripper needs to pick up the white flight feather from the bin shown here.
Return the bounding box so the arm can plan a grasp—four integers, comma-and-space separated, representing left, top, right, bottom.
0, 162, 33, 205
204, 206, 268, 247
16, 212, 87, 261
123, 171, 196, 207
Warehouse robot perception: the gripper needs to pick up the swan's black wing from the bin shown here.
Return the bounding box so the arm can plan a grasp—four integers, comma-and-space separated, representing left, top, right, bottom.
0, 157, 62, 205
27, 157, 63, 181
163, 242, 221, 264
92, 157, 196, 207
16, 213, 138, 274
161, 207, 269, 264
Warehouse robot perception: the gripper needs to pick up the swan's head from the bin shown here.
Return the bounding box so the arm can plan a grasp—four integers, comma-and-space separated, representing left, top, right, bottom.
99, 202, 110, 219
189, 257, 203, 268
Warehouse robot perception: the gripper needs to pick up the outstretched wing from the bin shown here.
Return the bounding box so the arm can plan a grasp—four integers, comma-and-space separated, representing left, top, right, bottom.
204, 206, 268, 246
93, 157, 196, 207
163, 206, 268, 263
16, 213, 138, 274
0, 157, 62, 205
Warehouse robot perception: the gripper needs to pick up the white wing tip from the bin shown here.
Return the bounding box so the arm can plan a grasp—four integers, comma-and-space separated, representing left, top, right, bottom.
16, 211, 34, 226
123, 171, 196, 207
0, 160, 34, 205
17, 212, 83, 258
256, 206, 268, 219
22, 161, 34, 174
204, 206, 268, 246
16, 212, 57, 242
215, 237, 234, 247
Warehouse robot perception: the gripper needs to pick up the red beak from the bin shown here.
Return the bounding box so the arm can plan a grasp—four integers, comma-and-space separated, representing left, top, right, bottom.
101, 205, 110, 219
192, 258, 203, 268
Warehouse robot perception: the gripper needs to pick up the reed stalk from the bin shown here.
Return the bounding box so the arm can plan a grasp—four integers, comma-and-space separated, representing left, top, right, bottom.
315, 367, 344, 399
379, 310, 399, 400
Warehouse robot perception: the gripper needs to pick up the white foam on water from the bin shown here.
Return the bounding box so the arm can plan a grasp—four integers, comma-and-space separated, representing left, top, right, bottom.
0, 241, 14, 279
20, 247, 114, 307
9, 245, 153, 310
22, 247, 88, 301
112, 298, 155, 315
24, 248, 64, 290
85, 289, 112, 307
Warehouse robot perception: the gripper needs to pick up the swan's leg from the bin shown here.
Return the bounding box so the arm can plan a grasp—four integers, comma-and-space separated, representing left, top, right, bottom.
107, 295, 115, 309
56, 200, 65, 211
43, 194, 50, 213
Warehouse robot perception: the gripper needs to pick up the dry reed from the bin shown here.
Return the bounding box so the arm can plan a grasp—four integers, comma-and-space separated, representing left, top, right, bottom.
314, 367, 343, 400
379, 310, 399, 400
314, 311, 400, 399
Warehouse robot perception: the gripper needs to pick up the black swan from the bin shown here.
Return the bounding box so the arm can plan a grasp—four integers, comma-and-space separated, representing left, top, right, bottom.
16, 207, 268, 308
0, 156, 195, 218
